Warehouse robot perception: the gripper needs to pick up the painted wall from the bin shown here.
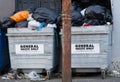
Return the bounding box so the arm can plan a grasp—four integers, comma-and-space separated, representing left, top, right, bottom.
111, 0, 120, 60
0, 0, 15, 19
108, 0, 120, 71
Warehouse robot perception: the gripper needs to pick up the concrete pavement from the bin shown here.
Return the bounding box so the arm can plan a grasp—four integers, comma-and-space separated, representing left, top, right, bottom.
0, 75, 120, 82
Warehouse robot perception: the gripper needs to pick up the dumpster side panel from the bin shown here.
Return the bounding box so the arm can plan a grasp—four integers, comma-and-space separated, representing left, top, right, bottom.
71, 34, 109, 68
71, 26, 112, 70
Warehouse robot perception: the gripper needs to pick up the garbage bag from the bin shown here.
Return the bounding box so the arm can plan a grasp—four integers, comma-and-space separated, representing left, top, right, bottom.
36, 22, 46, 31
32, 7, 58, 24
0, 17, 15, 28
57, 1, 83, 26
15, 21, 28, 28
72, 10, 84, 26
56, 11, 83, 26
27, 14, 34, 21
10, 10, 30, 23
83, 19, 105, 25
28, 20, 40, 30
27, 8, 35, 13
56, 15, 62, 26
85, 5, 112, 22
81, 8, 86, 16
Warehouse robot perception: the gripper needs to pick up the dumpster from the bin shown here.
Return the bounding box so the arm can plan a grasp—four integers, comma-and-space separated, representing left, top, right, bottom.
4, 0, 61, 78
0, 28, 10, 74
60, 25, 112, 78
6, 27, 60, 78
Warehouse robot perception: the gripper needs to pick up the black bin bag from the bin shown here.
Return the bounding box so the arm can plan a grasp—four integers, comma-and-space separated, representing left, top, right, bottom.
0, 17, 15, 28
32, 7, 58, 24
56, 11, 83, 27
85, 5, 112, 23
15, 21, 28, 27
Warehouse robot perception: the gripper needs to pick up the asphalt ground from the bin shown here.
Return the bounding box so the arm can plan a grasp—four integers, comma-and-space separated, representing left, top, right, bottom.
0, 73, 120, 82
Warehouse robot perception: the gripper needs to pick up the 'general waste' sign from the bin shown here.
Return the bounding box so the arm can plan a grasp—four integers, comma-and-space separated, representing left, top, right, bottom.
15, 44, 44, 54
72, 43, 100, 54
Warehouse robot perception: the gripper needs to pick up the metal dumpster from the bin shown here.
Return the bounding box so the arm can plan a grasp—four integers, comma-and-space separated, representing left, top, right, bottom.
6, 27, 60, 78
60, 25, 112, 78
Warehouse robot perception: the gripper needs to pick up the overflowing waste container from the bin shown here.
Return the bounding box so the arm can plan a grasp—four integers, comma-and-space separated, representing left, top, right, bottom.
60, 25, 112, 78
0, 0, 62, 79
6, 27, 60, 78
0, 0, 113, 79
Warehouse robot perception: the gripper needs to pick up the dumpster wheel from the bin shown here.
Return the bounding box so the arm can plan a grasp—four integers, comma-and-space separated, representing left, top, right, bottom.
101, 69, 106, 79
47, 70, 51, 79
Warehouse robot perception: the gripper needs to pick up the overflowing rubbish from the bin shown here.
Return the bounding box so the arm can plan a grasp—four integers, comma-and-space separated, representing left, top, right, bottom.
108, 70, 120, 77
0, 7, 58, 30
15, 21, 28, 28
71, 10, 84, 26
83, 19, 105, 26
27, 71, 46, 81
57, 1, 84, 26
46, 24, 57, 28
32, 7, 58, 24
81, 8, 86, 16
84, 5, 112, 25
1, 70, 47, 81
27, 14, 34, 21
0, 4, 112, 28
0, 17, 15, 28
85, 5, 110, 20
56, 10, 84, 26
83, 23, 93, 26
57, 4, 112, 26
10, 10, 30, 23
28, 20, 40, 30
36, 22, 46, 31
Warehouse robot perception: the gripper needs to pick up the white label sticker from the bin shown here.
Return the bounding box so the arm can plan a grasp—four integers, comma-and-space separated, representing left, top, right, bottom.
15, 44, 44, 54
72, 43, 100, 54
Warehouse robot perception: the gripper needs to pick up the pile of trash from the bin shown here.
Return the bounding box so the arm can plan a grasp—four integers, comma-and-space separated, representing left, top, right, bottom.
108, 70, 120, 77
0, 1, 112, 29
83, 5, 112, 26
0, 7, 58, 30
1, 70, 48, 81
57, 1, 112, 27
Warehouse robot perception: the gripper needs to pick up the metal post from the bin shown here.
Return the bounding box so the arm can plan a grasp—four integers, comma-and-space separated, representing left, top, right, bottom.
62, 0, 72, 82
